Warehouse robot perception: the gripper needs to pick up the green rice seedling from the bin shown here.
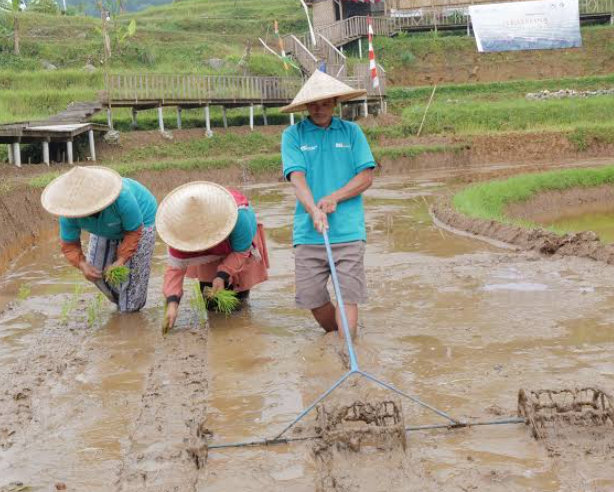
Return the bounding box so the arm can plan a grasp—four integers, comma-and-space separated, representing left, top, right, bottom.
190, 282, 208, 326
17, 284, 31, 301
162, 302, 170, 336
104, 266, 130, 288
204, 287, 240, 317
86, 294, 105, 328
60, 284, 84, 326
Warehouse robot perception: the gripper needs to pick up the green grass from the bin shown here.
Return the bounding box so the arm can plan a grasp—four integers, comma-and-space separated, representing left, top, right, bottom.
402, 96, 614, 135
389, 73, 614, 105
453, 166, 614, 225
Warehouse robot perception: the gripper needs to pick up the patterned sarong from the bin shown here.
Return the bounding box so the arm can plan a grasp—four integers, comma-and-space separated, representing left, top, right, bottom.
87, 226, 156, 312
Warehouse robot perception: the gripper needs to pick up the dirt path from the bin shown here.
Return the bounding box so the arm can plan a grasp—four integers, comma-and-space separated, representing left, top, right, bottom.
2, 177, 614, 491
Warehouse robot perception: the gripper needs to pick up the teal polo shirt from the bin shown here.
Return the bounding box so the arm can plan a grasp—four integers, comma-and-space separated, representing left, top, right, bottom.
282, 117, 375, 246
60, 178, 158, 242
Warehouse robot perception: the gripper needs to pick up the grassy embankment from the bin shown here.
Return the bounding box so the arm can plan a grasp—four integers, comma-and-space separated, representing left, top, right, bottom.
365, 72, 614, 153
0, 0, 307, 126
373, 24, 614, 85
20, 131, 458, 194
453, 166, 614, 230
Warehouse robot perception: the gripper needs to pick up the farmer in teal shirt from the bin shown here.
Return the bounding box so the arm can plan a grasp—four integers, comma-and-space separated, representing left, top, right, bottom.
41, 166, 157, 313
281, 70, 375, 339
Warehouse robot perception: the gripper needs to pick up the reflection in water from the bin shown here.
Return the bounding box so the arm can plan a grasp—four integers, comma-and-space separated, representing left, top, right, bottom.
1, 176, 614, 490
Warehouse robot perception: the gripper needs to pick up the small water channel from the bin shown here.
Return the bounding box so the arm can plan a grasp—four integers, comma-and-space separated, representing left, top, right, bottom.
1, 176, 614, 491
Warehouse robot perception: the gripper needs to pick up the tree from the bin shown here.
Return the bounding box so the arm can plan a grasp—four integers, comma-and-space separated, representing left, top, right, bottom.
0, 0, 22, 55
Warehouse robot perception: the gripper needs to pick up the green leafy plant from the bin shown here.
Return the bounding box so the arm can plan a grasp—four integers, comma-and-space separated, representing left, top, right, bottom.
104, 265, 130, 288
190, 282, 208, 325
86, 293, 105, 327
17, 283, 31, 301
60, 284, 84, 325
204, 287, 240, 317
161, 301, 170, 336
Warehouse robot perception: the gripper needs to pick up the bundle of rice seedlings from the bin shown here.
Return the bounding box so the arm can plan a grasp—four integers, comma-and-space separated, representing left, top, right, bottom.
204, 287, 240, 317
162, 302, 170, 336
190, 282, 208, 326
104, 265, 130, 288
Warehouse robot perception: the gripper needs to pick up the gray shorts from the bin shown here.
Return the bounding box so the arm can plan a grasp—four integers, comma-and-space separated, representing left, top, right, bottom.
294, 241, 368, 310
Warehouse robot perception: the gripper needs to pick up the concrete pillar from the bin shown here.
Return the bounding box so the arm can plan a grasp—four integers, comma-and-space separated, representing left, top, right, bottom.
157, 107, 165, 133
222, 106, 228, 128
363, 100, 368, 118
43, 140, 50, 166
249, 104, 254, 131
7, 143, 13, 165
12, 142, 21, 168
262, 105, 268, 126
177, 107, 182, 129
107, 108, 113, 130
66, 140, 73, 165
88, 129, 96, 162
205, 105, 211, 134
290, 113, 295, 125
467, 19, 471, 36
131, 108, 138, 129
358, 37, 362, 59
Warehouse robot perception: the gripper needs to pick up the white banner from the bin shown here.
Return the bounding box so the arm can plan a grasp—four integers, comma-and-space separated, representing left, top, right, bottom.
469, 0, 582, 53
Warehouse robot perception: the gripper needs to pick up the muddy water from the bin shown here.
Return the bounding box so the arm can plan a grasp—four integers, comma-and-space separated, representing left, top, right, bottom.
2, 176, 614, 491
541, 210, 614, 243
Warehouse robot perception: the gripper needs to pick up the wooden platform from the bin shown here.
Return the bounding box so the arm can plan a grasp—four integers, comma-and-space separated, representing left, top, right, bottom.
0, 122, 108, 167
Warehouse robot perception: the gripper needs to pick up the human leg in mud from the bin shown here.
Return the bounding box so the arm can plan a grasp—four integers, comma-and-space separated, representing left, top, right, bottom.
295, 242, 367, 338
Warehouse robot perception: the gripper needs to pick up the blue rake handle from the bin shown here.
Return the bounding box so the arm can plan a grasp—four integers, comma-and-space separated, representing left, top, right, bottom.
322, 229, 359, 372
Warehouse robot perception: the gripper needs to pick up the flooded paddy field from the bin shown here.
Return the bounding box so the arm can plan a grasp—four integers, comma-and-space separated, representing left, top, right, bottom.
1, 175, 614, 491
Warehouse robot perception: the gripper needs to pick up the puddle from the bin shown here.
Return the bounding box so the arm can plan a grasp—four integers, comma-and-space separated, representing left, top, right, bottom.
1, 176, 614, 490
540, 210, 614, 243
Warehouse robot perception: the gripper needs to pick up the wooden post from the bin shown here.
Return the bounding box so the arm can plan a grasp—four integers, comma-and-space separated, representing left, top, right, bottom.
290, 113, 295, 125
107, 108, 113, 130
177, 107, 182, 129
205, 105, 212, 135
7, 143, 13, 165
131, 108, 138, 129
88, 129, 96, 162
12, 143, 21, 168
43, 140, 50, 166
358, 37, 362, 59
66, 140, 74, 165
249, 104, 254, 131
157, 106, 165, 133
262, 105, 268, 126
222, 106, 228, 128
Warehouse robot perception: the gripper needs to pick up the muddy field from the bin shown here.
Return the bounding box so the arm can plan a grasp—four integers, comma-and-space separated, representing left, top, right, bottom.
1, 173, 614, 491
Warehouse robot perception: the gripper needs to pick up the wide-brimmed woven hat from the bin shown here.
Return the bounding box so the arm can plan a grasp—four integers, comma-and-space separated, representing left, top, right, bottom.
280, 70, 367, 113
41, 166, 123, 218
156, 181, 238, 252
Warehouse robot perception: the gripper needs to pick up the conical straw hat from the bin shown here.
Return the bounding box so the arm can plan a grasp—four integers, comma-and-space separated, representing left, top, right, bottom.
156, 181, 239, 253
280, 70, 367, 113
41, 166, 123, 218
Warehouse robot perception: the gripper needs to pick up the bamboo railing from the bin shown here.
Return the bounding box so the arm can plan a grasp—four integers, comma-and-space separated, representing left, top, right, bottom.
102, 73, 304, 103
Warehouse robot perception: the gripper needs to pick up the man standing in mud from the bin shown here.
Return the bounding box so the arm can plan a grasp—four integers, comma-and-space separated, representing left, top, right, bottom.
280, 70, 375, 339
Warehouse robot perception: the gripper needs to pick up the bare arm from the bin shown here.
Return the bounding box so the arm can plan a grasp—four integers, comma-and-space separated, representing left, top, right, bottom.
289, 171, 328, 232
318, 168, 374, 214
